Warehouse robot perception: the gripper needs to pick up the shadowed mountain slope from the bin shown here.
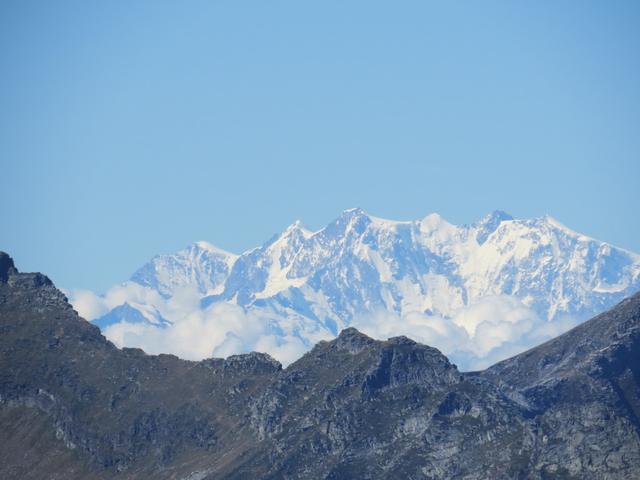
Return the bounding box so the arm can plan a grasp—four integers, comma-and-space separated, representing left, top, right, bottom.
1, 252, 639, 479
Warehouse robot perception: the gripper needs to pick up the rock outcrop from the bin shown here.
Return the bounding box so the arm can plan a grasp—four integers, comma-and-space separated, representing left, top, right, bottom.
1, 252, 639, 479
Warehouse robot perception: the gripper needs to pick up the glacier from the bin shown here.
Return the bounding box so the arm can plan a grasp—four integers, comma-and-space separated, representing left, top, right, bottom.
69, 209, 640, 370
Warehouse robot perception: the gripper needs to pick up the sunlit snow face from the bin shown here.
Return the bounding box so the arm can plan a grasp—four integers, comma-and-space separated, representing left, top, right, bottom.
66, 210, 639, 370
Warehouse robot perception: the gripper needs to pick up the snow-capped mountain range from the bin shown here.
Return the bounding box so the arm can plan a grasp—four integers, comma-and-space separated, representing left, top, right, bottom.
70, 209, 640, 369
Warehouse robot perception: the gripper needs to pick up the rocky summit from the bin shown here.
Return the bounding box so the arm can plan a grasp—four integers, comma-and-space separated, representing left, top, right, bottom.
1, 252, 639, 479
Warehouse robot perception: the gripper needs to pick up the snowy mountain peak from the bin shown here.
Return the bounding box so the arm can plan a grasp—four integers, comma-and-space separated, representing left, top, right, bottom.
320, 207, 373, 239
80, 209, 640, 370
481, 210, 513, 223
286, 219, 303, 230
130, 210, 640, 319
475, 210, 514, 244
420, 212, 452, 229
419, 213, 458, 246
336, 207, 376, 227
193, 240, 237, 257
130, 241, 237, 298
281, 220, 314, 239
342, 206, 367, 216
538, 214, 593, 241
93, 301, 170, 330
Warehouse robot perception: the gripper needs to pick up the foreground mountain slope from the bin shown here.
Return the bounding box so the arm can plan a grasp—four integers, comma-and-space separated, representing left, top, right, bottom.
228, 299, 640, 479
480, 292, 640, 475
0, 252, 280, 479
230, 330, 534, 479
2, 252, 640, 479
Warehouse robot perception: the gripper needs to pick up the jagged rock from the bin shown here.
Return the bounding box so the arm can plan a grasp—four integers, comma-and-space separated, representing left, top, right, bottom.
0, 251, 17, 282
223, 352, 282, 376
334, 326, 376, 353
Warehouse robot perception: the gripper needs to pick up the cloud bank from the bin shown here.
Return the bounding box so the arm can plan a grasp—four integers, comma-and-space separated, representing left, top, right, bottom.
68, 283, 330, 366
68, 285, 579, 370
352, 295, 579, 370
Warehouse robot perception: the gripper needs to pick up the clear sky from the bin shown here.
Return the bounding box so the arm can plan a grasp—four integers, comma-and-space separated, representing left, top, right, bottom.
1, 1, 639, 292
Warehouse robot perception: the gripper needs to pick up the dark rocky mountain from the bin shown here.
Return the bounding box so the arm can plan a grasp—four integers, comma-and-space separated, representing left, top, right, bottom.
1, 251, 639, 479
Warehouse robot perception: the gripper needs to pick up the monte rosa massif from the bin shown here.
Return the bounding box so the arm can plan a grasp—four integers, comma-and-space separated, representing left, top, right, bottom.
69, 209, 640, 370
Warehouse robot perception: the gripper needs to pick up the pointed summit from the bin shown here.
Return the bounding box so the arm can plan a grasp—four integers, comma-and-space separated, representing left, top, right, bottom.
281, 219, 313, 238
476, 210, 514, 245
287, 219, 303, 229
335, 327, 375, 353
340, 207, 369, 219
421, 212, 444, 226
192, 240, 237, 257
323, 208, 372, 237
130, 242, 237, 298
481, 210, 514, 223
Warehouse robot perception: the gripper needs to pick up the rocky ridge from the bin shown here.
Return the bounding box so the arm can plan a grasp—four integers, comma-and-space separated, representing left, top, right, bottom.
1, 252, 639, 479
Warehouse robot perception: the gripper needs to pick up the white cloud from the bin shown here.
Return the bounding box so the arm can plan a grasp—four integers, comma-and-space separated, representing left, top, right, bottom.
93, 297, 330, 366
68, 282, 167, 321
351, 295, 579, 371
69, 286, 578, 370
67, 288, 110, 320
351, 310, 469, 356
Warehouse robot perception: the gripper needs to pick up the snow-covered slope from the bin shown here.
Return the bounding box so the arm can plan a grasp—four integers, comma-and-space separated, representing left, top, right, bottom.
93, 302, 171, 330
130, 241, 237, 298
71, 209, 640, 369
202, 208, 639, 324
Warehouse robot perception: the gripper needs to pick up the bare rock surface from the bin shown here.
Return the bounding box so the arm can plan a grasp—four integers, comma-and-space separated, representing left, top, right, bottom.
1, 252, 639, 479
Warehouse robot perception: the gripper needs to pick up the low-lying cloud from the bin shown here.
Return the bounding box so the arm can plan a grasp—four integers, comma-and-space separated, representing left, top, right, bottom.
68, 285, 579, 370
68, 283, 330, 366
352, 295, 579, 370
102, 303, 312, 365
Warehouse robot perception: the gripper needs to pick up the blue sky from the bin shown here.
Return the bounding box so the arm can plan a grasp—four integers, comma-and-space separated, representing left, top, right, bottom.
1, 1, 639, 292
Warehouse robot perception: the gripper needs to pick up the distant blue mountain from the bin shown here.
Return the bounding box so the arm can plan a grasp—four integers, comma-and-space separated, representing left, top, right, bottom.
93, 302, 171, 330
